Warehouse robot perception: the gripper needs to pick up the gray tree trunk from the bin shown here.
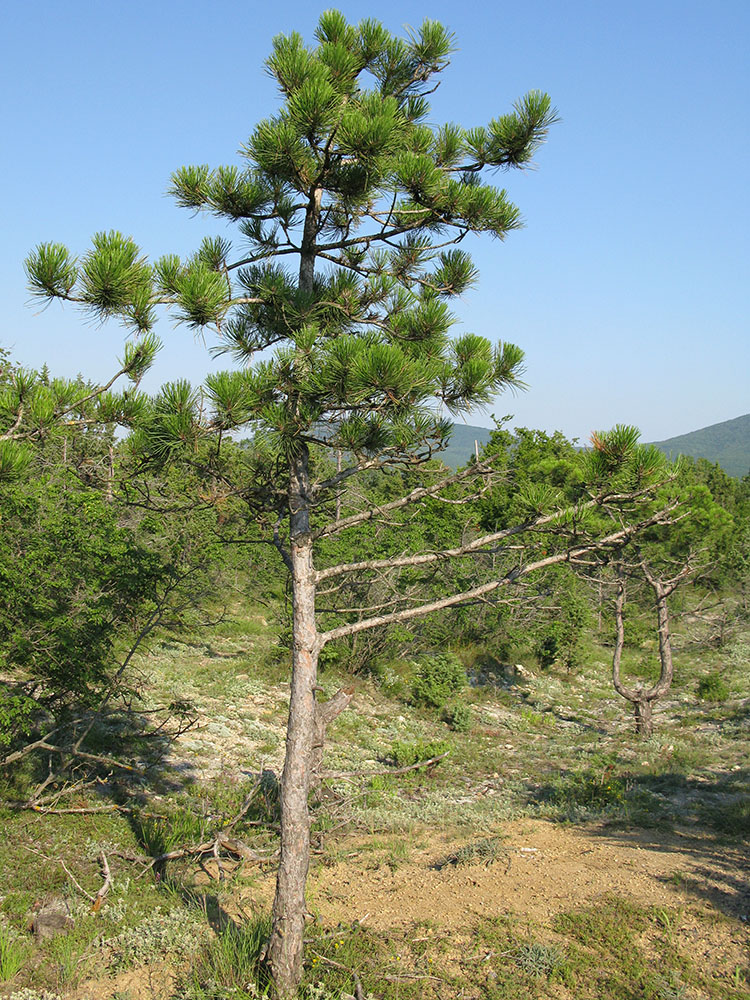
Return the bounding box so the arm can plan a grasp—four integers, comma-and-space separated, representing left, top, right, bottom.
267, 187, 325, 997
633, 696, 653, 737
611, 570, 676, 739
267, 446, 319, 996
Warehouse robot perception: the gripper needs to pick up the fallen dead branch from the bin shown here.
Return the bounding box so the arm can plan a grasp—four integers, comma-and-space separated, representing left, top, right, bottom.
22, 846, 112, 908
145, 836, 278, 878
91, 851, 112, 911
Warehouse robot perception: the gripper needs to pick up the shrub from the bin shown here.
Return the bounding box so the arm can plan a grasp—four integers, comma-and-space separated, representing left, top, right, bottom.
389, 739, 450, 768
442, 702, 472, 732
0, 690, 35, 750
107, 908, 207, 971
514, 942, 565, 978
411, 652, 465, 708
548, 755, 628, 812
696, 672, 729, 702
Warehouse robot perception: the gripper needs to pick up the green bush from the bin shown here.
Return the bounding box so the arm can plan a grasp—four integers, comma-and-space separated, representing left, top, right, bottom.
696, 672, 729, 702
0, 690, 35, 749
389, 738, 450, 768
411, 652, 465, 708
442, 701, 472, 732
549, 755, 628, 811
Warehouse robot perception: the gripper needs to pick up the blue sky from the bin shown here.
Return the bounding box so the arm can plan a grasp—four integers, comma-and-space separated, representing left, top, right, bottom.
2, 0, 748, 443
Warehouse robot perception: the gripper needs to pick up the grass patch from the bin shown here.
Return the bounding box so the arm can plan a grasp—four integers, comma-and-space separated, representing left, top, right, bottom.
0, 925, 30, 982
438, 835, 507, 868
179, 914, 271, 999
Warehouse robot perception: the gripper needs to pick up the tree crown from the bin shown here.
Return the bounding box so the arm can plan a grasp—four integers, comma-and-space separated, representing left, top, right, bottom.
26, 11, 558, 476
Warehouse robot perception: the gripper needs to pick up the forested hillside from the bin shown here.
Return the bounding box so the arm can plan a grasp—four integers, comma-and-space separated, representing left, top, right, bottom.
444, 413, 750, 475
650, 413, 750, 478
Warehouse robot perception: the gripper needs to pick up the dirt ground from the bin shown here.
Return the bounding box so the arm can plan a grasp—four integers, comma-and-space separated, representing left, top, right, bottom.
67, 819, 750, 999
233, 819, 750, 969
216, 819, 750, 930
305, 819, 750, 930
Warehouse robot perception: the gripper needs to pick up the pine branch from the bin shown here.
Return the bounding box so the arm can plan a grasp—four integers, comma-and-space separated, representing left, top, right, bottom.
318, 508, 678, 645
316, 490, 672, 583
313, 461, 489, 539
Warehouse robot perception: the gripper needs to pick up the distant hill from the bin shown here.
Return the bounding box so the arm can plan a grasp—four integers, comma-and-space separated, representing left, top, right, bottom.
648, 413, 750, 478
438, 414, 750, 477
438, 423, 493, 468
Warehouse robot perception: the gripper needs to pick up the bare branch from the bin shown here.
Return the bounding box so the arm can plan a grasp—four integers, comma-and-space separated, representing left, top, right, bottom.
318, 511, 674, 646
316, 490, 670, 584
314, 462, 491, 540
321, 751, 449, 780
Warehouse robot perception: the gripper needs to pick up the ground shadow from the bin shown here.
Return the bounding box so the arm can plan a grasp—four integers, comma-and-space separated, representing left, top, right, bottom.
590, 767, 750, 920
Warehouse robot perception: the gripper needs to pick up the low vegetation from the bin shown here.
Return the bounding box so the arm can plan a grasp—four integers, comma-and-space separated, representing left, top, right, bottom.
0, 585, 747, 998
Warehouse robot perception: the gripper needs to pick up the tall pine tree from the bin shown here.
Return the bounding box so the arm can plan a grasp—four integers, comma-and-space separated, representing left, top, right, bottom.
24, 12, 583, 992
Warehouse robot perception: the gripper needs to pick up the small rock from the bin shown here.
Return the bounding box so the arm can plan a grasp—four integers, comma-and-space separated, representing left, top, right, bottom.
30, 899, 74, 940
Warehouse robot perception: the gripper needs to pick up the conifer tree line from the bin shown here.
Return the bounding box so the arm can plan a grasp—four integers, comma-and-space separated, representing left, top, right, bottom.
5, 10, 750, 995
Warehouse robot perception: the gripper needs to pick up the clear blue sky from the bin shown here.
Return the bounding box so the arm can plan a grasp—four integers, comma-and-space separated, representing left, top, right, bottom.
3, 0, 748, 443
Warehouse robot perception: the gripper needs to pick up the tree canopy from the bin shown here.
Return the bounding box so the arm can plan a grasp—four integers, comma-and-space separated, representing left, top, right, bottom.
23, 11, 567, 995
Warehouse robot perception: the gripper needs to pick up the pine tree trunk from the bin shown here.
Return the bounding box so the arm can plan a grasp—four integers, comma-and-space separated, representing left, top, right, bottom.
267, 446, 319, 997
633, 697, 653, 737
612, 566, 678, 739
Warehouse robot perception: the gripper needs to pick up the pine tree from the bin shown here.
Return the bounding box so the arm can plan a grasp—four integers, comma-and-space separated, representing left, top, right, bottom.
24, 13, 627, 993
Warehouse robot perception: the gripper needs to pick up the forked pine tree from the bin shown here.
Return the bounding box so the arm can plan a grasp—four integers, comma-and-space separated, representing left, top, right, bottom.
25, 13, 671, 994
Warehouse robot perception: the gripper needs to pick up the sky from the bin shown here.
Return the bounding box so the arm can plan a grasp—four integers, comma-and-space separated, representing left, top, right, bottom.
2, 0, 748, 444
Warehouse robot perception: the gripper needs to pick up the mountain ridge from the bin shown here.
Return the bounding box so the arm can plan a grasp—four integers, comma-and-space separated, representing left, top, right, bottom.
647, 412, 750, 478
441, 414, 750, 477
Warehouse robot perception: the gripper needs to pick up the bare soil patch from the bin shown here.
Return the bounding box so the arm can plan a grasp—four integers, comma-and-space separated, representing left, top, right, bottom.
303, 820, 749, 931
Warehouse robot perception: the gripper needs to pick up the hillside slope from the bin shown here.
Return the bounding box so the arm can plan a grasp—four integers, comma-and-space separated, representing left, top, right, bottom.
440, 414, 750, 477
438, 423, 493, 468
649, 412, 750, 478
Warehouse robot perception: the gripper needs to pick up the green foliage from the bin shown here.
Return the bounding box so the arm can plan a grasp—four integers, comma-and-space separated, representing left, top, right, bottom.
548, 755, 628, 812
513, 942, 565, 978
698, 796, 750, 836
389, 738, 450, 767
552, 897, 655, 966
411, 652, 465, 708
181, 915, 272, 999
0, 925, 30, 982
479, 423, 584, 530
24, 12, 558, 473
107, 907, 207, 972
133, 809, 205, 858
0, 456, 224, 757
0, 691, 35, 749
441, 701, 472, 732
695, 672, 729, 702
0, 349, 157, 485
534, 582, 591, 671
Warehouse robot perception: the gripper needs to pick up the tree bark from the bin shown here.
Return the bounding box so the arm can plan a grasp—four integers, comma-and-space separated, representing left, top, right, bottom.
611, 567, 676, 739
267, 446, 320, 997
633, 697, 653, 737
310, 687, 354, 785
